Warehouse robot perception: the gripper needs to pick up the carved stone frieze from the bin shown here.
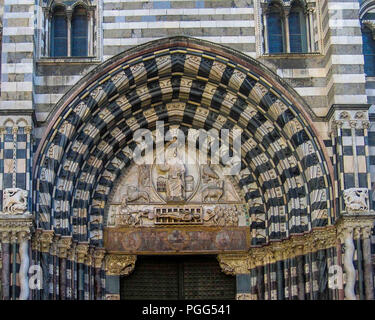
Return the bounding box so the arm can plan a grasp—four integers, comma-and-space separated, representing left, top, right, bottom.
105, 254, 137, 276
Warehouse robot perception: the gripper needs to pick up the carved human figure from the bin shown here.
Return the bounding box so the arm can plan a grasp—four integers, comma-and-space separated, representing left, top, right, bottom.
158, 148, 186, 201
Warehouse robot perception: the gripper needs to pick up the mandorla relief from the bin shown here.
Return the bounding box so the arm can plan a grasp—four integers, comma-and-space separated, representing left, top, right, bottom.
107, 145, 246, 227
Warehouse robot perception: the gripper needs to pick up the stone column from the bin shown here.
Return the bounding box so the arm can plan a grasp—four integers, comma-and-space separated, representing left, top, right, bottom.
76, 243, 89, 300
283, 7, 291, 53
57, 236, 72, 300
93, 248, 106, 300
0, 213, 33, 300
1, 231, 11, 300
66, 10, 72, 57
18, 231, 30, 300
37, 230, 53, 300
362, 227, 374, 300
336, 202, 375, 300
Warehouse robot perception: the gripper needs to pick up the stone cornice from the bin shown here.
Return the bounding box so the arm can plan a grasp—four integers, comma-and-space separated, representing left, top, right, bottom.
0, 214, 34, 243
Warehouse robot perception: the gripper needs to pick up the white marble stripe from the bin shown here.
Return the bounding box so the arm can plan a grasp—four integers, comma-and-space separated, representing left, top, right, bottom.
328, 2, 359, 10
103, 8, 254, 16
103, 36, 255, 46
0, 100, 33, 109
328, 36, 362, 45
2, 43, 34, 52
34, 75, 82, 86
34, 93, 64, 104
102, 20, 254, 29
1, 82, 33, 91
2, 27, 34, 36
1, 63, 33, 73
328, 19, 361, 28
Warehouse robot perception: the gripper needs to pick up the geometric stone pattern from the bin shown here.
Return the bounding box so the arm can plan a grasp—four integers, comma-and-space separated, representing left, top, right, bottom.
33, 38, 333, 247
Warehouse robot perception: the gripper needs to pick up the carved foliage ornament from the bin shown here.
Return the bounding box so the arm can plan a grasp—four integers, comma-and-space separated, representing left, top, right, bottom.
105, 254, 137, 276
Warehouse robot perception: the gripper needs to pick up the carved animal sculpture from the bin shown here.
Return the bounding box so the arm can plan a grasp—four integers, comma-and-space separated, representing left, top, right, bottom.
124, 185, 149, 203
3, 188, 28, 214
201, 181, 224, 202
343, 188, 368, 212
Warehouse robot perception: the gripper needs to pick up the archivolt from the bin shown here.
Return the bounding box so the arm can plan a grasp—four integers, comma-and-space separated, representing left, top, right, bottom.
33, 36, 334, 247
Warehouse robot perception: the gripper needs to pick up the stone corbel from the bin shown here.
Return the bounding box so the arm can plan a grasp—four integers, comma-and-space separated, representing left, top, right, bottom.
105, 254, 137, 276
217, 254, 250, 275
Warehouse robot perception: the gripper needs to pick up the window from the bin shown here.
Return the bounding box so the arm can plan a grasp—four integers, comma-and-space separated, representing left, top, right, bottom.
289, 5, 307, 53
362, 25, 375, 76
261, 0, 316, 55
44, 2, 94, 58
267, 5, 285, 53
51, 6, 67, 57
71, 6, 88, 57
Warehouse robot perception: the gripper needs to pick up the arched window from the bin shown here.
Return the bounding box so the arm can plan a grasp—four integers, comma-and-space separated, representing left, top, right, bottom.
71, 6, 88, 57
51, 6, 67, 57
289, 4, 308, 53
267, 4, 285, 53
362, 25, 375, 76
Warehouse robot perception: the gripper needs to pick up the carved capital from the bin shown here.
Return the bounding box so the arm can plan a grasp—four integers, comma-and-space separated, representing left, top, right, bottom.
93, 248, 106, 268
58, 236, 72, 259
105, 254, 137, 276
1, 231, 11, 243
76, 243, 89, 264
39, 230, 54, 253
217, 254, 250, 275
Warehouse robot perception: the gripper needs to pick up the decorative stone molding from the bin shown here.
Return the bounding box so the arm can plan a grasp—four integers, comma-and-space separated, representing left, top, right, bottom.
330, 110, 370, 131
0, 214, 33, 243
105, 294, 120, 300
105, 254, 137, 276
217, 254, 250, 275
248, 227, 337, 266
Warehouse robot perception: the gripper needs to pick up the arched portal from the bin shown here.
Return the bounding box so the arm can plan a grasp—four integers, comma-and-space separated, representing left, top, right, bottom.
32, 36, 336, 300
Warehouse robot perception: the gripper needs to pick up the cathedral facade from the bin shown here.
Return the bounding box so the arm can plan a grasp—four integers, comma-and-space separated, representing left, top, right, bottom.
0, 0, 375, 300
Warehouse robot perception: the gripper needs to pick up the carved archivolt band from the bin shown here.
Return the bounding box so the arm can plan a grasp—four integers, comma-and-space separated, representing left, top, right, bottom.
105, 254, 137, 276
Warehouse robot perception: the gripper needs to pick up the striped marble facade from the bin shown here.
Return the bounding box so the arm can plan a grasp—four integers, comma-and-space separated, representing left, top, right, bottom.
0, 0, 375, 300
